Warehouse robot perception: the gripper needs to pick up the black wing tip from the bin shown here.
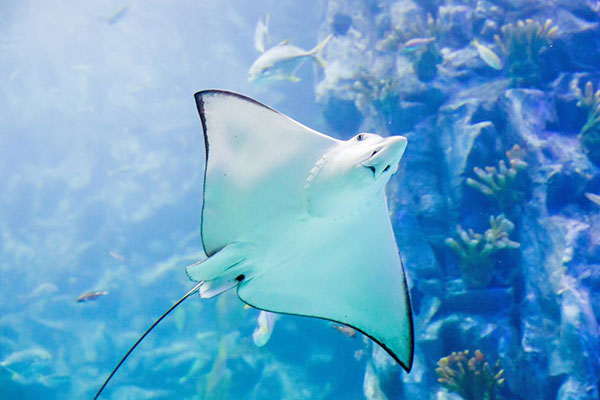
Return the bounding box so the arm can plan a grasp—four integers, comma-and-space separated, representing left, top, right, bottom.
369, 327, 413, 373
402, 257, 415, 372
193, 89, 277, 113
194, 89, 252, 101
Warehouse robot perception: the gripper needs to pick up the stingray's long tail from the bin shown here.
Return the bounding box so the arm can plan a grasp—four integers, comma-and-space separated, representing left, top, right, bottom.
93, 281, 204, 400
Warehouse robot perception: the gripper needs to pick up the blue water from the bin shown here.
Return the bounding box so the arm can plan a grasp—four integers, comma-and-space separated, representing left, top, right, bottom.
0, 1, 363, 399
2, 0, 600, 399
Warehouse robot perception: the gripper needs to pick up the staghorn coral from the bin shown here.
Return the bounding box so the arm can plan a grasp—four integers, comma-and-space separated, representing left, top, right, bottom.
445, 215, 520, 288
436, 349, 505, 400
466, 144, 528, 211
571, 77, 600, 165
494, 19, 558, 87
351, 72, 401, 116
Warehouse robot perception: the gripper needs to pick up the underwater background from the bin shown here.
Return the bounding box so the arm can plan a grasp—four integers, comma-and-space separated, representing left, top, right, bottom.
1, 0, 600, 399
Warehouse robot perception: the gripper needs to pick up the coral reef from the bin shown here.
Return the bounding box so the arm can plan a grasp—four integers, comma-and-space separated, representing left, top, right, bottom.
436, 349, 504, 400
376, 11, 435, 53
318, 2, 600, 399
7, 0, 600, 399
466, 144, 528, 211
494, 19, 558, 87
377, 13, 442, 82
352, 72, 401, 115
571, 78, 600, 165
445, 215, 520, 288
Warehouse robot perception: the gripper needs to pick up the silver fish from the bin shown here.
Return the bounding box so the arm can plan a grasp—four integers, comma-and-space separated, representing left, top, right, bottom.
402, 36, 435, 52
331, 323, 357, 338
252, 310, 277, 347
25, 282, 59, 299
107, 5, 130, 25
586, 192, 600, 207
363, 363, 386, 400
0, 347, 51, 367
76, 290, 109, 303
254, 14, 270, 53
107, 250, 125, 262
473, 39, 503, 70
248, 34, 332, 83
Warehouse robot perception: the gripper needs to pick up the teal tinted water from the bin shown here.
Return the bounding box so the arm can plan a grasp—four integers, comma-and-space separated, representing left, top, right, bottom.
2, 0, 600, 399
0, 1, 345, 398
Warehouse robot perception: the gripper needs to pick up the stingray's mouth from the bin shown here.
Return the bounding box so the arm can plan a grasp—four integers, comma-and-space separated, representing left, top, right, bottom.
363, 148, 392, 177
363, 150, 381, 178
363, 163, 391, 179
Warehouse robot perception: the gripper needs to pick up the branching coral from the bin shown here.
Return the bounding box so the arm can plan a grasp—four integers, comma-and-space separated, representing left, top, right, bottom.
494, 19, 558, 87
436, 349, 505, 400
571, 77, 600, 165
351, 73, 400, 117
445, 215, 520, 288
466, 145, 528, 210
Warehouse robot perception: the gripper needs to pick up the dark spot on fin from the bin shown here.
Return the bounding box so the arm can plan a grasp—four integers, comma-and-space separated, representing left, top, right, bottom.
236, 274, 245, 282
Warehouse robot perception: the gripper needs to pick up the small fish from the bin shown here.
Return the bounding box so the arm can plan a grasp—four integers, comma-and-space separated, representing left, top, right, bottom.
0, 347, 51, 367
76, 290, 109, 303
107, 250, 125, 263
473, 39, 503, 70
331, 323, 357, 338
107, 5, 130, 25
363, 363, 386, 400
252, 310, 277, 347
178, 357, 209, 384
354, 349, 365, 361
402, 36, 435, 52
254, 14, 270, 53
585, 192, 600, 206
25, 282, 59, 299
202, 338, 229, 398
248, 34, 332, 83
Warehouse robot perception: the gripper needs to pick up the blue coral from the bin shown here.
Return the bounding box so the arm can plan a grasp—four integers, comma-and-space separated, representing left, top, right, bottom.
494, 19, 558, 87
466, 145, 528, 212
445, 215, 520, 288
571, 77, 600, 165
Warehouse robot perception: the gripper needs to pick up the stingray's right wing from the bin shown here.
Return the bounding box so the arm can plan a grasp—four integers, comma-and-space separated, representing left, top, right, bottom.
237, 196, 414, 371
195, 90, 338, 256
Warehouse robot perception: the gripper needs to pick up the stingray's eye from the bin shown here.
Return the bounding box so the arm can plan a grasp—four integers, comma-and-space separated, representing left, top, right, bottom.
356, 134, 365, 141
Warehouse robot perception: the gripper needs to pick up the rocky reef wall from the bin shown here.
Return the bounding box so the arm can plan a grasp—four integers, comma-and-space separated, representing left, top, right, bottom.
317, 1, 600, 399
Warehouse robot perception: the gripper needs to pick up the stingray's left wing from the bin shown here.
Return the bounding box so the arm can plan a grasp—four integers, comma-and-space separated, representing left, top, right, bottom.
195, 90, 338, 256
237, 197, 414, 371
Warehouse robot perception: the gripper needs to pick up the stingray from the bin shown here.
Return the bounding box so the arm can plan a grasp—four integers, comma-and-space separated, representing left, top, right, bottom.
94, 90, 413, 398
